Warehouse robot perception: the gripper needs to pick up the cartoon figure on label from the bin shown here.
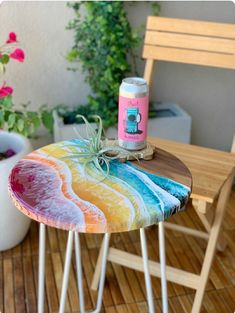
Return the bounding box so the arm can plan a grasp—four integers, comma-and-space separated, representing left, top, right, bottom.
125, 108, 142, 134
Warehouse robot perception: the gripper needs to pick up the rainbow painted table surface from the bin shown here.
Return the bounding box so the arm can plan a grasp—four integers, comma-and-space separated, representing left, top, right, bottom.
9, 139, 192, 234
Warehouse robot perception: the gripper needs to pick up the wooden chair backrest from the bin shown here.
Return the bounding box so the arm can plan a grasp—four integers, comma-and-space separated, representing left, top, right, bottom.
143, 17, 235, 84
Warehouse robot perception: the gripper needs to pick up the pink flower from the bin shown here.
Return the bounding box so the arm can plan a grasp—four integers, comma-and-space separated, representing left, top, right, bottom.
10, 48, 25, 62
6, 32, 17, 44
0, 85, 13, 98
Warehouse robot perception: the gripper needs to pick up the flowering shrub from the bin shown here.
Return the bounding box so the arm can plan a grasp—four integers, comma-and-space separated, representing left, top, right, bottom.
0, 32, 53, 137
0, 32, 25, 95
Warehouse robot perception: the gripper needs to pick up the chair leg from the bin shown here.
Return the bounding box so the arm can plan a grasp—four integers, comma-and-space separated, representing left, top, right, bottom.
192, 172, 234, 313
193, 200, 227, 252
215, 230, 227, 252
158, 222, 168, 313
91, 234, 108, 291
93, 233, 110, 312
140, 228, 155, 313
59, 231, 74, 313
38, 223, 46, 313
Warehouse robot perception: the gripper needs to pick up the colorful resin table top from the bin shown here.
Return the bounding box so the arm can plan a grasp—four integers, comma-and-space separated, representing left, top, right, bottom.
8, 140, 192, 233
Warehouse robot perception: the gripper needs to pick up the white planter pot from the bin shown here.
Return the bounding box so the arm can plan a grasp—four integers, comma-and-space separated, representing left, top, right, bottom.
0, 131, 33, 251
149, 102, 192, 144
53, 111, 117, 142
53, 103, 191, 144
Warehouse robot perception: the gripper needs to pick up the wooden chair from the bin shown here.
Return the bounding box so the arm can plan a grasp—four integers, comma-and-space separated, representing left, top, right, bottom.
92, 17, 235, 313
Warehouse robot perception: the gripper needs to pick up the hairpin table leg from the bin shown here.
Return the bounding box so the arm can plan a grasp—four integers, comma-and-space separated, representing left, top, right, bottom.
38, 223, 46, 313
59, 231, 74, 313
140, 228, 155, 313
58, 231, 110, 313
159, 221, 168, 313
74, 232, 85, 312
74, 232, 110, 313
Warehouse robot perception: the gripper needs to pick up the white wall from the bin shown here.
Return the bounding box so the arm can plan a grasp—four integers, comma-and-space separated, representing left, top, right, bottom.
0, 1, 235, 150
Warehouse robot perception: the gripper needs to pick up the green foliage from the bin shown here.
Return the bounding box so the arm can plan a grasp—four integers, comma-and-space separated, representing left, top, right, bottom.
0, 32, 54, 138
0, 54, 10, 73
0, 96, 54, 137
151, 2, 161, 16
0, 54, 10, 65
57, 104, 96, 125
66, 1, 140, 128
41, 110, 54, 133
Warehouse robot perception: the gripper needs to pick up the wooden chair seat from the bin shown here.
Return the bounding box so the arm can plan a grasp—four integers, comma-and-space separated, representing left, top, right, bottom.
149, 137, 235, 204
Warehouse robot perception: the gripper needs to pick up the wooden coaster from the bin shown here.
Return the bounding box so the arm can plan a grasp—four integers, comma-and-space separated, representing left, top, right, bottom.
103, 140, 156, 162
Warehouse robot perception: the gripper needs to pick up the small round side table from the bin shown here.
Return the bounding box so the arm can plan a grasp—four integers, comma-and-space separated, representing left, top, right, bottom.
8, 139, 192, 313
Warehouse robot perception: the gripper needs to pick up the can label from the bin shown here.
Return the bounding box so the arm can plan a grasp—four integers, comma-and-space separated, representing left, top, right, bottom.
118, 95, 149, 142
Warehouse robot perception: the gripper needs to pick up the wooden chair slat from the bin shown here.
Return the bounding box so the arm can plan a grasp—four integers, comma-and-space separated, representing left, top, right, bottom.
143, 45, 235, 69
144, 30, 235, 54
148, 137, 235, 165
148, 137, 235, 203
146, 16, 235, 39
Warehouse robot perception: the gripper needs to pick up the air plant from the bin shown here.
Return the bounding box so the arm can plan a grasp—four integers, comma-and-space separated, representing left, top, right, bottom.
63, 114, 137, 179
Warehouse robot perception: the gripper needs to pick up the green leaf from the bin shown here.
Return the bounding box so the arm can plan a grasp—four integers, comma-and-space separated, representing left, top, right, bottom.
151, 2, 161, 16
29, 123, 35, 135
8, 113, 16, 128
17, 118, 25, 132
3, 110, 11, 122
0, 54, 10, 64
41, 111, 54, 133
32, 116, 41, 129
1, 95, 13, 108
66, 49, 79, 62
0, 111, 4, 128
27, 112, 40, 127
22, 126, 29, 137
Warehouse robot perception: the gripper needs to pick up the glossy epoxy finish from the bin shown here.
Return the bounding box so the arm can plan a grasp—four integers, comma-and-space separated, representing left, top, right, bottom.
8, 140, 191, 233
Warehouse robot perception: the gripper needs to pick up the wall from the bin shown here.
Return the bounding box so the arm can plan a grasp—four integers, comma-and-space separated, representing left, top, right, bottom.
0, 1, 235, 150
0, 1, 90, 147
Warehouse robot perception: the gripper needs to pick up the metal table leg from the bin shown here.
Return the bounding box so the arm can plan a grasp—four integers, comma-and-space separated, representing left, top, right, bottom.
92, 226, 169, 313
140, 228, 155, 313
59, 231, 110, 313
38, 225, 168, 313
59, 231, 74, 313
159, 221, 168, 313
38, 223, 46, 313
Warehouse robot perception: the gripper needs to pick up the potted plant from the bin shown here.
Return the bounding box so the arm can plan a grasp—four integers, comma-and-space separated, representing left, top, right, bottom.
54, 3, 191, 144
0, 32, 53, 250
53, 1, 140, 141
0, 131, 33, 251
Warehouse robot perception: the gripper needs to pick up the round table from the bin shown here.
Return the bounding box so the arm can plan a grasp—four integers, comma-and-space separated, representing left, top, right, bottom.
8, 139, 192, 313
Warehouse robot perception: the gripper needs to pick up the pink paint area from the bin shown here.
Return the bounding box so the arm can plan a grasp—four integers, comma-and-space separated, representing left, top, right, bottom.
9, 159, 88, 232
118, 95, 149, 142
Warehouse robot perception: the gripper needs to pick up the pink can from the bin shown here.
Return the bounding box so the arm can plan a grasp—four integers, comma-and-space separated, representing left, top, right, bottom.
118, 77, 149, 150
